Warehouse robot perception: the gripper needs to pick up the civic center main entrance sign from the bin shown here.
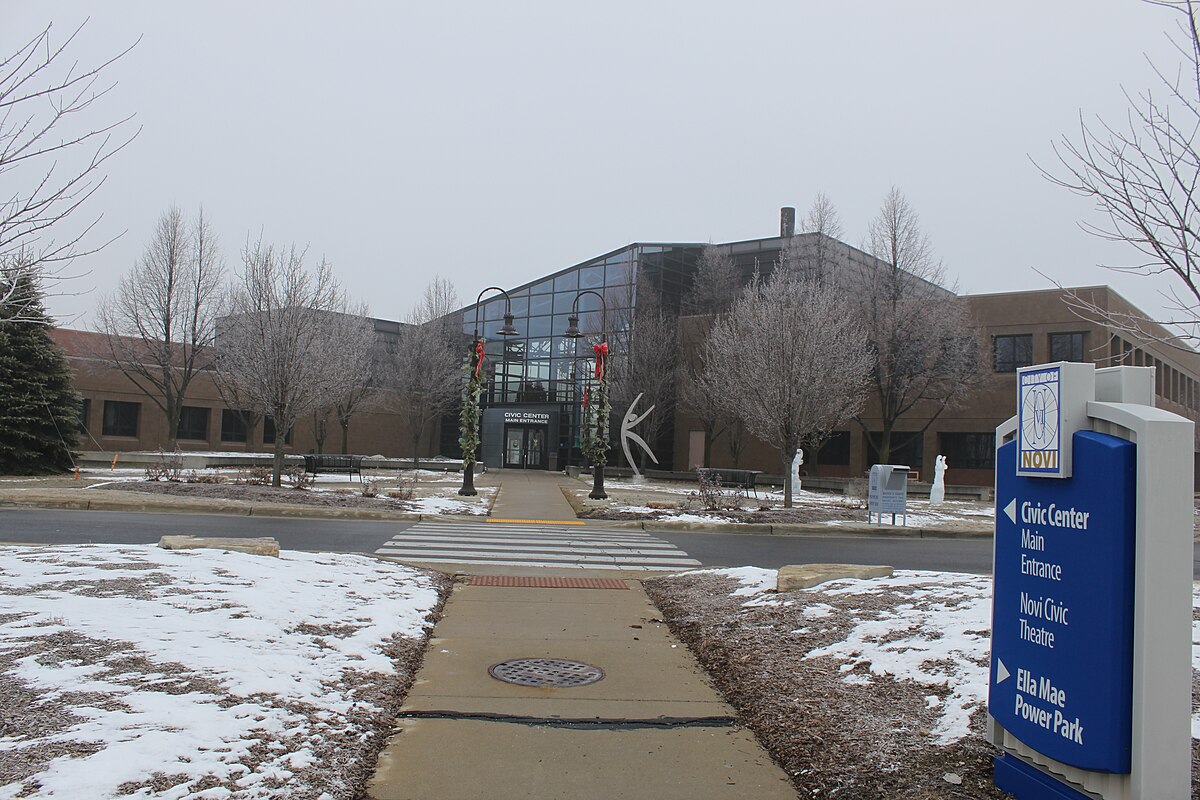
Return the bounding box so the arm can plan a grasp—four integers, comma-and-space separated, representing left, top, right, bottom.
988, 363, 1192, 800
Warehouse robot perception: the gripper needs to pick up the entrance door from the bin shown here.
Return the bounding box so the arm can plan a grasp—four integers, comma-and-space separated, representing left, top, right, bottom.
503, 425, 548, 469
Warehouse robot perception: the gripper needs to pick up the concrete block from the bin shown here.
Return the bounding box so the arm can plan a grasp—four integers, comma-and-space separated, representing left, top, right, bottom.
159, 535, 280, 557
776, 563, 893, 591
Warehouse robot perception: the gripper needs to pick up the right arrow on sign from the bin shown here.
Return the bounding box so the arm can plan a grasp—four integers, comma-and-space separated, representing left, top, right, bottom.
996, 659, 1010, 684
1004, 498, 1017, 524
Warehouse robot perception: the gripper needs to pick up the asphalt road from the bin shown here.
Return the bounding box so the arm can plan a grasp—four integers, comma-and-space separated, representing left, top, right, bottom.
0, 507, 1004, 573
4, 508, 1198, 577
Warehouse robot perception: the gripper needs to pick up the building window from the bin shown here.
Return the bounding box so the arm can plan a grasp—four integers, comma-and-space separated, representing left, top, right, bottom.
221, 410, 249, 443
1049, 332, 1086, 363
939, 432, 996, 470
102, 401, 140, 438
994, 335, 1033, 372
78, 399, 90, 436
816, 431, 851, 466
867, 433, 923, 469
263, 416, 292, 445
177, 406, 210, 441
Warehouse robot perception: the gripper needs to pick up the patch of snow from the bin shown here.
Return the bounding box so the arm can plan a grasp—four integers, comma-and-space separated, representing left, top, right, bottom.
0, 544, 443, 798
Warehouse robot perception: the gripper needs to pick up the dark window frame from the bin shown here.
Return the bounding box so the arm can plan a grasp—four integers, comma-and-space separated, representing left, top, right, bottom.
939, 432, 996, 470
221, 410, 250, 443
994, 334, 1033, 373
177, 406, 211, 441
1049, 331, 1086, 363
102, 400, 140, 438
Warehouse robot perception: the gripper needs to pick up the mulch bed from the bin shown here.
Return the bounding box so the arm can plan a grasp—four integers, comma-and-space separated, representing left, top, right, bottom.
98, 481, 419, 511
644, 571, 1008, 800
582, 505, 867, 523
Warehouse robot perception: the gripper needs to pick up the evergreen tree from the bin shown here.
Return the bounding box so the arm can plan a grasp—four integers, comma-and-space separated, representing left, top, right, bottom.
0, 275, 80, 474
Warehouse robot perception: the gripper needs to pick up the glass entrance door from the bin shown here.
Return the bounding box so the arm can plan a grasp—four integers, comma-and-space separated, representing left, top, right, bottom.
502, 425, 548, 469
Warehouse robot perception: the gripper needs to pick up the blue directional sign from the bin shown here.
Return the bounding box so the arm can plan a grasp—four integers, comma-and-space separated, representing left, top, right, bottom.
990, 431, 1136, 773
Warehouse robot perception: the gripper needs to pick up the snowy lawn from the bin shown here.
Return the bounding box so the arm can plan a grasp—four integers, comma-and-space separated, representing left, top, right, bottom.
0, 545, 449, 799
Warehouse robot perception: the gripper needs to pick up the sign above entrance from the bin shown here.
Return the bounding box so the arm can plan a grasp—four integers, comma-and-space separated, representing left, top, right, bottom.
503, 411, 550, 425
1016, 362, 1094, 480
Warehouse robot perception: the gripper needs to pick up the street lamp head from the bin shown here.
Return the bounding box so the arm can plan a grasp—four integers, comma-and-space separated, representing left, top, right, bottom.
563, 314, 582, 339
498, 311, 519, 337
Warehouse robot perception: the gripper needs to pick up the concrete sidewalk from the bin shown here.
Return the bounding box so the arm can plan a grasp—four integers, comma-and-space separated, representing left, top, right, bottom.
489, 469, 581, 522
367, 579, 795, 800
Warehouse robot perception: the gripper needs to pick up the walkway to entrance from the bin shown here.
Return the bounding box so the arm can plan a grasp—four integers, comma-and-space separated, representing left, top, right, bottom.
489, 469, 580, 522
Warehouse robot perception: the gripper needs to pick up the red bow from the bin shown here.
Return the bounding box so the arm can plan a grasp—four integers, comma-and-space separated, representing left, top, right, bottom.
473, 341, 485, 378
582, 388, 589, 409
593, 341, 608, 380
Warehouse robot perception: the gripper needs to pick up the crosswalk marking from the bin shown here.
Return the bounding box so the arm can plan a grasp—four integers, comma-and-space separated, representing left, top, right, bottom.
374, 520, 700, 571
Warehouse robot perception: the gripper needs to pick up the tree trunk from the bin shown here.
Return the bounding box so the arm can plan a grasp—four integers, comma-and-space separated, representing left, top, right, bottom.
782, 448, 793, 508
411, 429, 423, 473
877, 425, 893, 465
702, 426, 713, 469
340, 420, 350, 455
165, 397, 181, 450
272, 437, 285, 487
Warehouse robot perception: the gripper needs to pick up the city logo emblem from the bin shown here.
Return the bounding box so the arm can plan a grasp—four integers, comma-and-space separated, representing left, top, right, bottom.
1019, 366, 1061, 475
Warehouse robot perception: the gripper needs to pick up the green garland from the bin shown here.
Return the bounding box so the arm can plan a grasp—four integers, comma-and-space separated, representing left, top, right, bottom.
458, 354, 485, 465
583, 375, 610, 466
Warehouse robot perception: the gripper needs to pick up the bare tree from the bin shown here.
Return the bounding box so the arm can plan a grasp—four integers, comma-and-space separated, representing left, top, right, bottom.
853, 188, 981, 464
1041, 0, 1200, 348
609, 274, 678, 470
325, 304, 377, 455
706, 270, 872, 507
97, 207, 223, 447
1, 22, 138, 321
214, 238, 361, 486
682, 245, 741, 316
390, 277, 461, 470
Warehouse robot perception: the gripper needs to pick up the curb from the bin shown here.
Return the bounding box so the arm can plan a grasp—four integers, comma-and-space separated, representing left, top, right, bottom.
592, 518, 992, 539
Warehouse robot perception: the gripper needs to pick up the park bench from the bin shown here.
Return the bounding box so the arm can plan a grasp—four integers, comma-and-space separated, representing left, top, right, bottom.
302, 454, 365, 483
696, 467, 762, 498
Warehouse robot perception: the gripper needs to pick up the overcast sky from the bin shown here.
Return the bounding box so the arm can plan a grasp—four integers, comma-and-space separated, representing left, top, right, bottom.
5, 2, 1189, 326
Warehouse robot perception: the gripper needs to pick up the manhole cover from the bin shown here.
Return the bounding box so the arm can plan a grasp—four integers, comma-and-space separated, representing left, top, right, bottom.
488, 658, 605, 688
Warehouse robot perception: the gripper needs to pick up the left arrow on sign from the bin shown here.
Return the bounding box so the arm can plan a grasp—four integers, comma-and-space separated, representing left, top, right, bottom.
1004, 498, 1017, 524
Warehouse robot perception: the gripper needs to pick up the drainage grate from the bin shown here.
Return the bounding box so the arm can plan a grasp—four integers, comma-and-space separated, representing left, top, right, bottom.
488, 658, 605, 688
468, 575, 628, 590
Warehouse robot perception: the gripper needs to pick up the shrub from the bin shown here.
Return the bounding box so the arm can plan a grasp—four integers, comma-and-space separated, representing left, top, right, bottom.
145, 449, 184, 482
283, 466, 314, 489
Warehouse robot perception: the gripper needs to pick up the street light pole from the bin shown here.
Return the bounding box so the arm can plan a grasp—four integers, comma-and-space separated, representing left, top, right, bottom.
562, 290, 609, 500
459, 286, 519, 496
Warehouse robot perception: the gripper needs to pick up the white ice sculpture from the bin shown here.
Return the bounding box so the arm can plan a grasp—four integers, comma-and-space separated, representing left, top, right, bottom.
791, 448, 804, 496
621, 393, 659, 480
929, 454, 947, 506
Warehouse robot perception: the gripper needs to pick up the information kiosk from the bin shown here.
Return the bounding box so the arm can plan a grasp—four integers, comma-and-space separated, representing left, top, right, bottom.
987, 363, 1193, 799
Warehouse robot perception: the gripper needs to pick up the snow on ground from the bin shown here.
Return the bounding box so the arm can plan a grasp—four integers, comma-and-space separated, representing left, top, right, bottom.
0, 544, 445, 799
702, 567, 1200, 744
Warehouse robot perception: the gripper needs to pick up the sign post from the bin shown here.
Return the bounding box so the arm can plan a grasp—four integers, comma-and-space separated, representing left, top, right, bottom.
987, 363, 1193, 799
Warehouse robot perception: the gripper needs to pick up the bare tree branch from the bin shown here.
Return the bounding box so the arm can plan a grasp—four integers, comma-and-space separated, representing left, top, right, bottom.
705, 270, 872, 507
1, 20, 139, 322
214, 238, 365, 485
1038, 0, 1200, 350
96, 206, 224, 447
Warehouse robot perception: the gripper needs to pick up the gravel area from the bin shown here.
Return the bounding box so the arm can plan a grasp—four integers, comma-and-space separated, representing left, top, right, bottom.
96, 480, 492, 514
645, 570, 1010, 799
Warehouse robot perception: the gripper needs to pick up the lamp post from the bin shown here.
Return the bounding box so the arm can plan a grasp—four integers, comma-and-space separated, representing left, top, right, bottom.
459, 286, 519, 496
563, 290, 609, 500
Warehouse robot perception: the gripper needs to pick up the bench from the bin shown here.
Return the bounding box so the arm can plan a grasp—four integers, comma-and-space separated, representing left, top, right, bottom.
696, 468, 762, 498
302, 454, 365, 483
